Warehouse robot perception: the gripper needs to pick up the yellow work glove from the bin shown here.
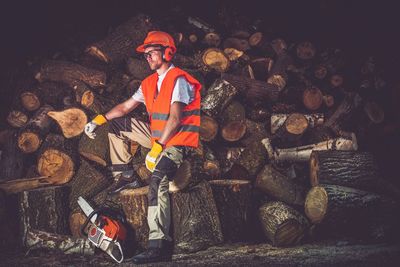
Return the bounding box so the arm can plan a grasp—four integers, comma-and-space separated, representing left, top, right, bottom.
145, 140, 164, 172
84, 114, 107, 139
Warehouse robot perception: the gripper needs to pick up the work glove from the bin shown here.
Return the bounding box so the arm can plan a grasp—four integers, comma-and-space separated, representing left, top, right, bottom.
145, 140, 164, 172
84, 114, 107, 139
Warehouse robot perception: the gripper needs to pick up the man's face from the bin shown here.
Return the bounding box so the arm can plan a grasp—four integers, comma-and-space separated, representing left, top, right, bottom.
143, 46, 163, 70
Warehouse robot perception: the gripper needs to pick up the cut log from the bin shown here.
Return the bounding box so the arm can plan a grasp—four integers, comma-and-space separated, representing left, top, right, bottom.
249, 32, 271, 53
262, 133, 358, 163
68, 159, 111, 211
7, 110, 28, 128
330, 74, 344, 88
255, 164, 307, 206
303, 87, 323, 111
17, 104, 54, 153
201, 48, 230, 73
271, 113, 324, 134
296, 41, 316, 60
221, 121, 246, 142
203, 32, 221, 47
203, 159, 221, 179
126, 58, 152, 80
78, 124, 109, 166
236, 138, 267, 177
86, 14, 156, 64
314, 64, 328, 79
201, 79, 238, 118
209, 180, 252, 242
259, 201, 309, 247
19, 185, 70, 234
24, 228, 94, 255
0, 131, 26, 182
47, 108, 87, 138
199, 115, 218, 142
35, 60, 106, 88
118, 186, 149, 250
323, 94, 335, 108
37, 82, 75, 109
37, 134, 78, 185
73, 81, 116, 115
220, 100, 246, 126
224, 48, 244, 61
20, 91, 41, 111
171, 180, 223, 253
271, 113, 309, 145
324, 93, 359, 133
169, 152, 203, 193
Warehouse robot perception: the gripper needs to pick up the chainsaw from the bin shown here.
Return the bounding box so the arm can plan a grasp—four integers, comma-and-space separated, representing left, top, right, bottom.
77, 196, 127, 263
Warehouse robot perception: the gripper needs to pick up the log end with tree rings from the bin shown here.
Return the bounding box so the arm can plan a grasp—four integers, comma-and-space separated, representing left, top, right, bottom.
18, 132, 41, 153
330, 74, 344, 88
223, 48, 243, 61
221, 121, 247, 142
303, 87, 323, 110
364, 101, 385, 124
203, 159, 220, 179
81, 90, 95, 108
200, 115, 218, 142
7, 110, 28, 128
47, 108, 88, 138
189, 34, 198, 43
267, 74, 286, 91
86, 46, 109, 63
37, 149, 75, 185
249, 32, 263, 47
314, 65, 328, 79
202, 48, 230, 73
323, 95, 335, 108
285, 113, 309, 136
304, 186, 328, 224
296, 41, 316, 60
169, 160, 192, 193
203, 32, 221, 47
20, 92, 41, 111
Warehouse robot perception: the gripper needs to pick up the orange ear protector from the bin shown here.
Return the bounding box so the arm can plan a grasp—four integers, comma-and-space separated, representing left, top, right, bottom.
163, 47, 174, 62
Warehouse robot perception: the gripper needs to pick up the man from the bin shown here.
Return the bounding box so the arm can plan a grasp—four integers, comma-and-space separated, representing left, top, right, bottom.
84, 31, 201, 263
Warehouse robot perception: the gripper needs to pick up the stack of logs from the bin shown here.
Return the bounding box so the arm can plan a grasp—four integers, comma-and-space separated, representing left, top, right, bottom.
0, 12, 399, 256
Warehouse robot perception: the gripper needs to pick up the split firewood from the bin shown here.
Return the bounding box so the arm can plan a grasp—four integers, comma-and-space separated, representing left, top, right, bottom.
303, 87, 323, 110
7, 110, 28, 128
47, 107, 87, 138
201, 79, 238, 118
35, 60, 106, 88
20, 91, 41, 111
199, 115, 218, 142
209, 179, 252, 242
68, 159, 111, 211
271, 113, 324, 134
24, 228, 95, 255
126, 58, 153, 80
73, 81, 116, 115
296, 41, 316, 60
37, 134, 79, 186
223, 37, 250, 51
118, 186, 149, 250
19, 185, 70, 234
78, 124, 109, 166
255, 164, 307, 206
17, 105, 54, 153
172, 180, 223, 253
201, 48, 230, 72
259, 201, 309, 247
262, 133, 358, 162
86, 14, 156, 64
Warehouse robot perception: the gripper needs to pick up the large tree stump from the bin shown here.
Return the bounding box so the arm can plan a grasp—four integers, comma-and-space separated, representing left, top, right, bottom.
259, 201, 309, 247
209, 180, 252, 242
171, 180, 223, 253
19, 185, 70, 234
201, 79, 238, 118
78, 124, 109, 166
35, 60, 106, 88
255, 164, 307, 206
47, 108, 87, 138
86, 14, 156, 64
118, 186, 149, 250
17, 104, 54, 153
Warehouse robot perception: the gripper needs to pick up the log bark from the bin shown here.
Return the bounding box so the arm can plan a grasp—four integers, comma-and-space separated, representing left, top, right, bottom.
47, 108, 87, 138
126, 58, 153, 80
255, 164, 307, 206
35, 60, 106, 88
17, 104, 54, 153
270, 113, 309, 145
19, 185, 70, 234
220, 100, 246, 126
78, 124, 109, 166
37, 82, 75, 109
73, 81, 116, 115
209, 180, 252, 242
86, 14, 156, 64
259, 201, 309, 247
201, 79, 238, 118
0, 131, 26, 182
171, 180, 223, 253
7, 110, 28, 128
271, 113, 324, 134
199, 115, 218, 142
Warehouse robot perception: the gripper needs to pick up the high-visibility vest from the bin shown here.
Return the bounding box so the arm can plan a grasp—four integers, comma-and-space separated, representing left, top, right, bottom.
141, 67, 201, 148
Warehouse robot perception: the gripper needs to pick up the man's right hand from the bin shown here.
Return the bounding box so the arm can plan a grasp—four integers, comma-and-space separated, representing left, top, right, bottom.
84, 114, 108, 139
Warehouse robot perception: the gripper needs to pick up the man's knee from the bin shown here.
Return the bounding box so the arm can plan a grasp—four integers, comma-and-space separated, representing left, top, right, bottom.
154, 156, 178, 181
109, 116, 132, 136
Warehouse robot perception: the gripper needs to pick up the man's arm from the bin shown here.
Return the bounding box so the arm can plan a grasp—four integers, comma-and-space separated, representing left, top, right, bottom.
104, 97, 141, 120
158, 102, 185, 145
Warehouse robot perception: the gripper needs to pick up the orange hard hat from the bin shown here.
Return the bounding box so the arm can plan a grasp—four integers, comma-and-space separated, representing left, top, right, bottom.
136, 31, 176, 53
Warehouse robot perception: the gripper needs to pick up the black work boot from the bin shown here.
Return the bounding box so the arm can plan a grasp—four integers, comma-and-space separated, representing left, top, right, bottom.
107, 171, 144, 195
131, 240, 172, 264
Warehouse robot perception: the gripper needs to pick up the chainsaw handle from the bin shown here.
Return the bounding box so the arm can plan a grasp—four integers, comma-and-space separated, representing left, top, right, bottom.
81, 208, 101, 237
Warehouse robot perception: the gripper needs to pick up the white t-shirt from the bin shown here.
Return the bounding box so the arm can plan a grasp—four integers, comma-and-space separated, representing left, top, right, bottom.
132, 65, 195, 105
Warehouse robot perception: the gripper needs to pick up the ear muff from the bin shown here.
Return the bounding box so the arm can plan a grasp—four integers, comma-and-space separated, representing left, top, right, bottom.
163, 47, 174, 62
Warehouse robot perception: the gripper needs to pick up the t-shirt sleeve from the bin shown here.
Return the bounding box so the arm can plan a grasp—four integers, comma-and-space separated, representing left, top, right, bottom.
171, 76, 195, 105
131, 84, 145, 103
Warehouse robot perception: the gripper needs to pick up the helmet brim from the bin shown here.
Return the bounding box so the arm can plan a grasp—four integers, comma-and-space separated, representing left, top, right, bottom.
136, 44, 146, 53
